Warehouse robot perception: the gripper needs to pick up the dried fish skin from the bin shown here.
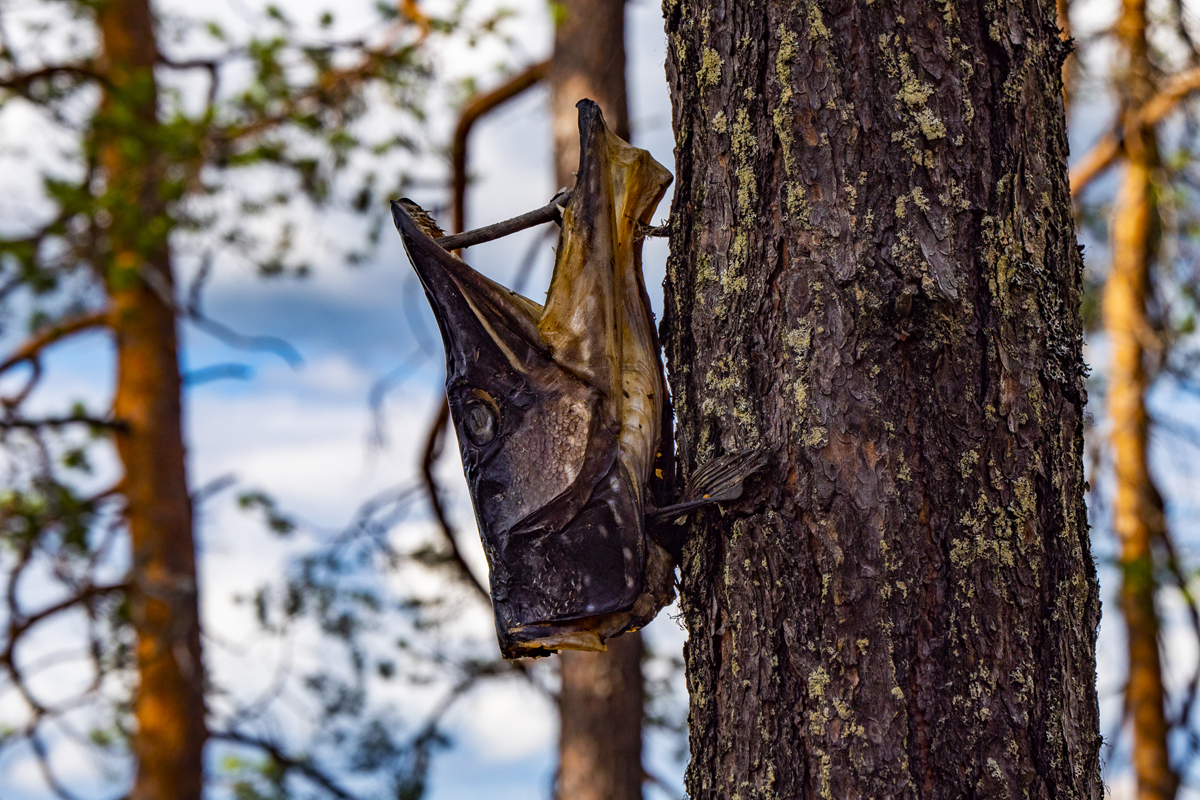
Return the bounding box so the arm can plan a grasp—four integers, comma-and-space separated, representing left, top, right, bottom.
393, 100, 674, 658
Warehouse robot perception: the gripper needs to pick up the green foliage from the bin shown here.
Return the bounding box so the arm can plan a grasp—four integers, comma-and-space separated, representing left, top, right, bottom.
238, 490, 297, 536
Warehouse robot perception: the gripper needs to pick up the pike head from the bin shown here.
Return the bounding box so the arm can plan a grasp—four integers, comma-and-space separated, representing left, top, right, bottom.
393, 100, 673, 658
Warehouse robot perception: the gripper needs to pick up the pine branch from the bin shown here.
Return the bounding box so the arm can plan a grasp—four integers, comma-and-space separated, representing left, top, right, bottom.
0, 63, 105, 92
1071, 66, 1200, 197
210, 730, 359, 800
420, 399, 490, 603
0, 311, 110, 376
1070, 131, 1122, 198
5, 582, 131, 651
0, 415, 127, 432
451, 61, 550, 234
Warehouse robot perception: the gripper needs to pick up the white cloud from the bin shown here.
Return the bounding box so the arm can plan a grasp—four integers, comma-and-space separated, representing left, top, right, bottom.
447, 677, 557, 763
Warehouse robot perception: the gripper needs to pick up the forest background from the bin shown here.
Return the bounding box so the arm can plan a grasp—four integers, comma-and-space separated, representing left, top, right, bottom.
1, 0, 1198, 798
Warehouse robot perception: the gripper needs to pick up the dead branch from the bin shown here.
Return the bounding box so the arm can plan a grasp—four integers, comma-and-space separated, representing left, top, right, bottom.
182, 258, 303, 366
156, 53, 223, 111
28, 726, 87, 800
211, 730, 358, 800
5, 582, 131, 653
2, 356, 42, 410
434, 188, 570, 251
1141, 64, 1200, 124
0, 63, 106, 92
1071, 66, 1200, 198
0, 311, 110, 376
452, 61, 550, 234
1070, 132, 1122, 198
0, 415, 127, 432
420, 399, 489, 602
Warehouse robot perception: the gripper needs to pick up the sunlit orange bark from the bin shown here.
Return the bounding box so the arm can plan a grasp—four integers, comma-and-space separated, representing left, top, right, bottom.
95, 1, 207, 798
1107, 2, 1176, 799
549, 2, 644, 799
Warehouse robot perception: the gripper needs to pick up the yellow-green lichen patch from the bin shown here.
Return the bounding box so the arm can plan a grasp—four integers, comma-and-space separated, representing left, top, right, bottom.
806, 2, 830, 41
897, 52, 933, 108
910, 185, 930, 210
731, 108, 758, 212
959, 448, 979, 480
915, 108, 947, 140
786, 184, 811, 226
704, 354, 742, 394
1011, 474, 1036, 525
804, 426, 828, 449
699, 47, 723, 87
776, 24, 797, 105
807, 665, 831, 699
774, 23, 798, 177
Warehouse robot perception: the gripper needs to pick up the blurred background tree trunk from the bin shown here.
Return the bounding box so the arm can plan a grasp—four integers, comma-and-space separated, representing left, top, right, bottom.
1105, 1, 1176, 798
95, 1, 206, 798
550, 2, 645, 799
662, 0, 1101, 796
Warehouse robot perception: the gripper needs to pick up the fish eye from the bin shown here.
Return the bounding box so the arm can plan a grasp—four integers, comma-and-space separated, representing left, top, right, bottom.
464, 401, 498, 446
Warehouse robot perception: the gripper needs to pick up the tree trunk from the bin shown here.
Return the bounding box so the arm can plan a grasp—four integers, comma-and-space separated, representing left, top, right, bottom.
661, 1, 1101, 798
96, 2, 207, 798
549, 0, 630, 187
550, 3, 644, 799
1106, 1, 1175, 798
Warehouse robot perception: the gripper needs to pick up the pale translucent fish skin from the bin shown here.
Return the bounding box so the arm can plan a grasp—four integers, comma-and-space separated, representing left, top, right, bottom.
393, 100, 675, 659
540, 102, 673, 521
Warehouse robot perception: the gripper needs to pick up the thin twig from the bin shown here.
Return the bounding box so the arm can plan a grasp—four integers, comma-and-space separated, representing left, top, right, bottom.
434, 189, 570, 251
420, 399, 489, 602
0, 63, 106, 92
5, 582, 130, 652
0, 415, 127, 432
28, 726, 87, 800
183, 256, 303, 366
211, 730, 357, 800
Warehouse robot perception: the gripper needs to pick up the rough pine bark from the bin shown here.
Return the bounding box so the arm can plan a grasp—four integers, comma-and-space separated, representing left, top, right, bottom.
549, 3, 645, 799
96, 2, 207, 797
661, 1, 1101, 798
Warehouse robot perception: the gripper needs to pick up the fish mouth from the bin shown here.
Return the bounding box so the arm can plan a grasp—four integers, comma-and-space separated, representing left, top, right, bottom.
492, 517, 675, 659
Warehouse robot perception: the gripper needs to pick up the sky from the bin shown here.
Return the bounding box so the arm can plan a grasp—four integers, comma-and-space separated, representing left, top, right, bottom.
5, 0, 1200, 797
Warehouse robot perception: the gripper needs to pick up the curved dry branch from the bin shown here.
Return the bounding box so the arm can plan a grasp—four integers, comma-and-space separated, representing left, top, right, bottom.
1071, 66, 1200, 198
210, 730, 358, 800
1070, 131, 1122, 198
420, 399, 489, 602
3, 583, 131, 663
0, 311, 110, 376
451, 61, 550, 234
0, 64, 106, 92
